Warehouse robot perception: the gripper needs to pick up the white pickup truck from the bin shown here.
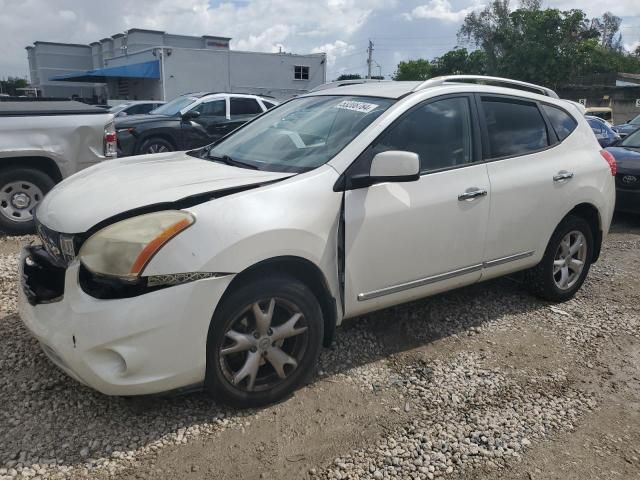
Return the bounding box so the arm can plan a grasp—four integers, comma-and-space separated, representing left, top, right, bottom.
0, 101, 116, 234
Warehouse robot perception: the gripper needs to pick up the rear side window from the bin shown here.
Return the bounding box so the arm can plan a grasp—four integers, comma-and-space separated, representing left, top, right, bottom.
263, 100, 277, 110
230, 98, 263, 116
481, 98, 548, 159
542, 104, 577, 141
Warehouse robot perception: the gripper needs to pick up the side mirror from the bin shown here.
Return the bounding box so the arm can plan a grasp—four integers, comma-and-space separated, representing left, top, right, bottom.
182, 110, 201, 121
349, 151, 420, 189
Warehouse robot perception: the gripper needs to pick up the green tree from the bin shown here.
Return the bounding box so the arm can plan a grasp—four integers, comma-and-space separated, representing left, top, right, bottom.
335, 73, 362, 81
393, 59, 432, 81
457, 1, 640, 87
430, 48, 487, 77
0, 77, 28, 96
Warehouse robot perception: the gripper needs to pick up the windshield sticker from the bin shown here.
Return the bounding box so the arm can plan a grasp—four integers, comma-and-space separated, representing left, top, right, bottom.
335, 100, 379, 113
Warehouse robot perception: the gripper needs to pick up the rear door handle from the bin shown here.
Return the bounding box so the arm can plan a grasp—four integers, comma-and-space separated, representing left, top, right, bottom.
458, 188, 488, 201
553, 171, 574, 182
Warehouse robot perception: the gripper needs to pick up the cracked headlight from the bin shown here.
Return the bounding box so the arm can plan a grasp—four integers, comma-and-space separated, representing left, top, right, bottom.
79, 210, 195, 279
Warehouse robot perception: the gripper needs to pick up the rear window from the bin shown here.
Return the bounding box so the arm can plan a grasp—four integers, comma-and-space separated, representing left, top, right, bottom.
481, 98, 549, 159
542, 104, 577, 141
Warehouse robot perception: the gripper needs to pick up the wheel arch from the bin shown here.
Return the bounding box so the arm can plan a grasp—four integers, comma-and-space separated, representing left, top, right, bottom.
0, 156, 62, 183
215, 256, 337, 347
565, 202, 602, 262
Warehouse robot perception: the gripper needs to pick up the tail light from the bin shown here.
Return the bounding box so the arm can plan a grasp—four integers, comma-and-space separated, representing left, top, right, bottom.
103, 122, 117, 158
600, 150, 616, 176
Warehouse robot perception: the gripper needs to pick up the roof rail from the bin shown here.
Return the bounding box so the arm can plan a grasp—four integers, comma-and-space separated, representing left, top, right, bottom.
413, 75, 559, 98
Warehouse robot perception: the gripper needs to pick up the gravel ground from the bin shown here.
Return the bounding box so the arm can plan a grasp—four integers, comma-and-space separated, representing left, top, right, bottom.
1, 215, 639, 480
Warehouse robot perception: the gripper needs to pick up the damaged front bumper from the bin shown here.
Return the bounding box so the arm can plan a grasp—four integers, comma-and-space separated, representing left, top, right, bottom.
18, 246, 235, 396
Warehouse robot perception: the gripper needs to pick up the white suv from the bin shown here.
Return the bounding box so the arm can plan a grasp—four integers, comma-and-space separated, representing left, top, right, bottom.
19, 76, 616, 407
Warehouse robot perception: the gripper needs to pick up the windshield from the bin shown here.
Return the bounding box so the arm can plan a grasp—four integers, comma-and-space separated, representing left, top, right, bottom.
109, 103, 130, 113
206, 95, 394, 172
630, 114, 640, 125
151, 96, 197, 116
621, 129, 640, 147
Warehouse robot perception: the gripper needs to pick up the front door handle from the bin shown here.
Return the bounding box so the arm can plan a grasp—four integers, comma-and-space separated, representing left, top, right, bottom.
553, 171, 574, 182
458, 188, 488, 201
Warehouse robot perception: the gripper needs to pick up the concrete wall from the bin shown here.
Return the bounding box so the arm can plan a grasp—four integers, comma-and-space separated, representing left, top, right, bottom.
29, 42, 102, 98
27, 30, 322, 101
162, 48, 326, 100
558, 85, 640, 124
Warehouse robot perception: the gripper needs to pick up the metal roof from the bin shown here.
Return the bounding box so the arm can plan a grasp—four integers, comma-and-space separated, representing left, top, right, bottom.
306, 81, 422, 99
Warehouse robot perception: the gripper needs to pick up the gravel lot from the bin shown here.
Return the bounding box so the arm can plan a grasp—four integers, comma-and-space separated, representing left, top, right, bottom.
0, 215, 639, 480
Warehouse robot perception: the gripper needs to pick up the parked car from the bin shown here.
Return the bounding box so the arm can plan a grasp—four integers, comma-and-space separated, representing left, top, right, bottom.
605, 128, 640, 214
585, 106, 614, 125
613, 113, 640, 138
586, 115, 621, 147
19, 76, 615, 407
0, 101, 115, 234
115, 92, 278, 156
109, 101, 165, 118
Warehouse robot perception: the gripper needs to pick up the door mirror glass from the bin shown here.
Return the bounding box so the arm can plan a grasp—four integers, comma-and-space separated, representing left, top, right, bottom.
182, 110, 201, 121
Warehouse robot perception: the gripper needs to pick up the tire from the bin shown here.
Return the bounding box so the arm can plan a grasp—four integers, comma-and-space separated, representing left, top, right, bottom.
0, 168, 55, 235
525, 215, 594, 302
205, 274, 324, 408
138, 137, 175, 155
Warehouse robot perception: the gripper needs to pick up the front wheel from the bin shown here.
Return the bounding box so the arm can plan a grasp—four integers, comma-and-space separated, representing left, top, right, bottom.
0, 168, 55, 235
205, 274, 323, 408
138, 137, 174, 155
525, 215, 593, 302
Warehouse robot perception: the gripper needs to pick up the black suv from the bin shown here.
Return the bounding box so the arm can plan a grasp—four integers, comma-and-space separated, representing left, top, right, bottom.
115, 93, 277, 156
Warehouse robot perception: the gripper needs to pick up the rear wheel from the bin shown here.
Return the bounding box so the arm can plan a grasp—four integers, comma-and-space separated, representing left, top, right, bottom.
205, 274, 323, 408
138, 137, 174, 155
0, 168, 55, 235
526, 215, 593, 302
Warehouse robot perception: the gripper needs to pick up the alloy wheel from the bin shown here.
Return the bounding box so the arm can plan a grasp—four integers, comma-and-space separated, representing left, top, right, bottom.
147, 143, 169, 154
553, 230, 587, 290
219, 298, 309, 392
0, 181, 43, 223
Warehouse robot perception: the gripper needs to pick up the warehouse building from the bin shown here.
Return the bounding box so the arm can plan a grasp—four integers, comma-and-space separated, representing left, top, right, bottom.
26, 29, 327, 101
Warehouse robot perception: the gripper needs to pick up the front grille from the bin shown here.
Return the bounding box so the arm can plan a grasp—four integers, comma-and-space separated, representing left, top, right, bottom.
34, 218, 77, 266
616, 173, 640, 190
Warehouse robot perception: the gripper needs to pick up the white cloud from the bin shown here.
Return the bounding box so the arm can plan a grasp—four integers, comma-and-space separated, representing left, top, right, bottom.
311, 40, 356, 66
0, 0, 392, 77
403, 0, 478, 23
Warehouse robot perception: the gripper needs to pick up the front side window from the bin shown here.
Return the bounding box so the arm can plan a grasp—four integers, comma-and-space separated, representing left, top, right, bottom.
542, 104, 577, 141
195, 100, 226, 116
230, 98, 263, 116
294, 65, 310, 80
482, 98, 549, 158
207, 95, 394, 172
373, 97, 474, 172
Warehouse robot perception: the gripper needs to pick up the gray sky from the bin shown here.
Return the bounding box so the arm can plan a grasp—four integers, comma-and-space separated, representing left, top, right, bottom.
1, 0, 639, 81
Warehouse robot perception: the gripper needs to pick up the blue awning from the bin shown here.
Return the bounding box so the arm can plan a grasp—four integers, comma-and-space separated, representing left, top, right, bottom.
50, 60, 160, 83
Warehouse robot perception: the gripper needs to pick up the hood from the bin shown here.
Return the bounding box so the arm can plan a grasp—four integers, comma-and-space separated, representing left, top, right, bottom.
37, 151, 294, 233
115, 114, 178, 127
606, 146, 640, 173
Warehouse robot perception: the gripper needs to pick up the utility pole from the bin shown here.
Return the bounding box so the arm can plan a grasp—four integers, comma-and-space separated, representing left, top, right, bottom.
366, 40, 374, 79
